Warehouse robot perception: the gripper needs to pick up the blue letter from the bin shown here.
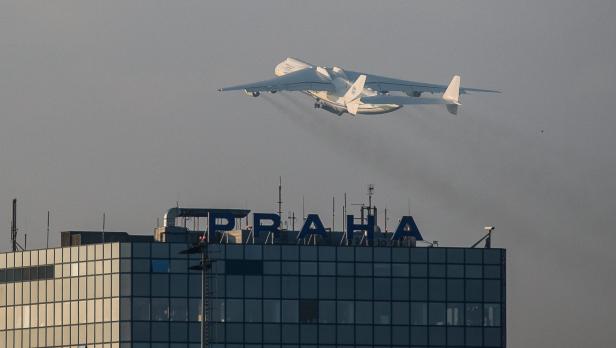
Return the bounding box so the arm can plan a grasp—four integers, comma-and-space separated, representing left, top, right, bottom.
253, 213, 281, 238
392, 216, 423, 241
209, 211, 235, 235
298, 214, 327, 239
346, 215, 375, 240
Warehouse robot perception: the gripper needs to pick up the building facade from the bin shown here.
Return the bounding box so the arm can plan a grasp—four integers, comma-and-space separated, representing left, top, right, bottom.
0, 239, 505, 348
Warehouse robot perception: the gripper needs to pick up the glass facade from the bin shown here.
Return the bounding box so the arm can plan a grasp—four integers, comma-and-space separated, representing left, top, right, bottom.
206, 244, 505, 348
0, 242, 506, 348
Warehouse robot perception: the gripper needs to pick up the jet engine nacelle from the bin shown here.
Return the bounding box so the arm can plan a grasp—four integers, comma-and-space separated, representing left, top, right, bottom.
316, 102, 345, 116
244, 90, 260, 97
406, 91, 422, 97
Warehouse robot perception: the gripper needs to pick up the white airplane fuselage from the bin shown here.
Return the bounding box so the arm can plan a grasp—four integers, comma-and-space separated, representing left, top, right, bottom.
274, 59, 401, 115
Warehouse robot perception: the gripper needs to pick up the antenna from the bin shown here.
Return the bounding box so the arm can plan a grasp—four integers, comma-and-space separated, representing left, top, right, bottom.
367, 184, 374, 209
11, 198, 17, 252
288, 211, 296, 231
102, 213, 106, 243
277, 177, 283, 225
384, 206, 388, 233
46, 211, 50, 249
343, 192, 347, 232
10, 199, 24, 252
471, 226, 496, 248
407, 198, 411, 215
332, 196, 335, 231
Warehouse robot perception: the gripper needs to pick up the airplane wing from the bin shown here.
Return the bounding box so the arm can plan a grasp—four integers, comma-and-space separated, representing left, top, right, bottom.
344, 70, 499, 95
218, 68, 335, 93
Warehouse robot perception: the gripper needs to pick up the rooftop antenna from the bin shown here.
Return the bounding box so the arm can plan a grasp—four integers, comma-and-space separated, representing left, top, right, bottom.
46, 211, 50, 249
11, 198, 17, 252
302, 196, 305, 222
332, 196, 335, 232
277, 177, 283, 227
471, 226, 496, 248
367, 184, 374, 209
102, 213, 106, 243
288, 211, 296, 231
10, 199, 24, 252
384, 206, 389, 233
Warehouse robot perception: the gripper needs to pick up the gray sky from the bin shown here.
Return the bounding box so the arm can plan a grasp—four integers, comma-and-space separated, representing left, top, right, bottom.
1, 1, 615, 346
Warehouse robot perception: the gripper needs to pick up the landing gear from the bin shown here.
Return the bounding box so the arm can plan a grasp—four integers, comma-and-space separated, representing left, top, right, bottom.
314, 102, 321, 109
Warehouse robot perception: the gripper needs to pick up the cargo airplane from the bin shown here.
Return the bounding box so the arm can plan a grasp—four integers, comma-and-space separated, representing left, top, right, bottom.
218, 58, 499, 116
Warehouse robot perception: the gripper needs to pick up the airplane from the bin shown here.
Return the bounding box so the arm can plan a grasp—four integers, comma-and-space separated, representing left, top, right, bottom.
218, 57, 499, 116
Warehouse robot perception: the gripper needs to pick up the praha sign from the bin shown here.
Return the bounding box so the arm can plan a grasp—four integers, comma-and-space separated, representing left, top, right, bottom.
207, 212, 423, 241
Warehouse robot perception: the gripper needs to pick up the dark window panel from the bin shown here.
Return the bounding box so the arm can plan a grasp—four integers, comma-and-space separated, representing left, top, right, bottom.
244, 245, 262, 260
245, 323, 263, 343
300, 246, 317, 260
447, 264, 464, 278
484, 279, 502, 302
429, 264, 446, 277
263, 245, 280, 260
356, 324, 373, 344
485, 265, 502, 279
263, 276, 281, 299
299, 299, 318, 323
447, 248, 464, 263
318, 246, 335, 261
300, 276, 317, 299
448, 326, 465, 346
466, 279, 483, 302
411, 263, 428, 277
466, 249, 483, 264
485, 327, 503, 347
355, 248, 372, 262
484, 249, 502, 264
374, 277, 391, 300
411, 325, 428, 345
466, 303, 483, 326
356, 277, 373, 300
429, 326, 446, 346
151, 259, 170, 273
410, 248, 428, 263
429, 248, 447, 263
244, 275, 262, 298
373, 247, 391, 262
429, 278, 446, 301
282, 276, 299, 298
410, 278, 428, 301
355, 301, 372, 324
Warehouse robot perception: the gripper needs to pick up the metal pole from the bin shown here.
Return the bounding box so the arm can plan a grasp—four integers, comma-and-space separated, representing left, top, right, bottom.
46, 211, 50, 249
201, 246, 206, 348
11, 198, 17, 252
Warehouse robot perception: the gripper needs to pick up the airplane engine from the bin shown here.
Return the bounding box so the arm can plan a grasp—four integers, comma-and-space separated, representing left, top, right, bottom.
406, 91, 422, 97
243, 90, 261, 97
318, 102, 345, 116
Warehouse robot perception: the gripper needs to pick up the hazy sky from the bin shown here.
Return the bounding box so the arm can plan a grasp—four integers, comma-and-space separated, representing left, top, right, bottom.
1, 1, 615, 346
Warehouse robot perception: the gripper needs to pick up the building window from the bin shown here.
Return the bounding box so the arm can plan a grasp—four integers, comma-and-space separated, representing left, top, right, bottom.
337, 301, 354, 324
282, 300, 298, 323
151, 259, 170, 273
299, 299, 318, 323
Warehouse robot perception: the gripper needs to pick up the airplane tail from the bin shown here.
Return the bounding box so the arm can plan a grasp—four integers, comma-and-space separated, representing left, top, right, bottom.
343, 75, 366, 115
442, 75, 461, 115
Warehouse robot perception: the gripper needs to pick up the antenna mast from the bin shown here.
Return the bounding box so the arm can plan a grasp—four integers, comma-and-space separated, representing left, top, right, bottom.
46, 211, 50, 249
11, 198, 17, 252
277, 177, 283, 225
